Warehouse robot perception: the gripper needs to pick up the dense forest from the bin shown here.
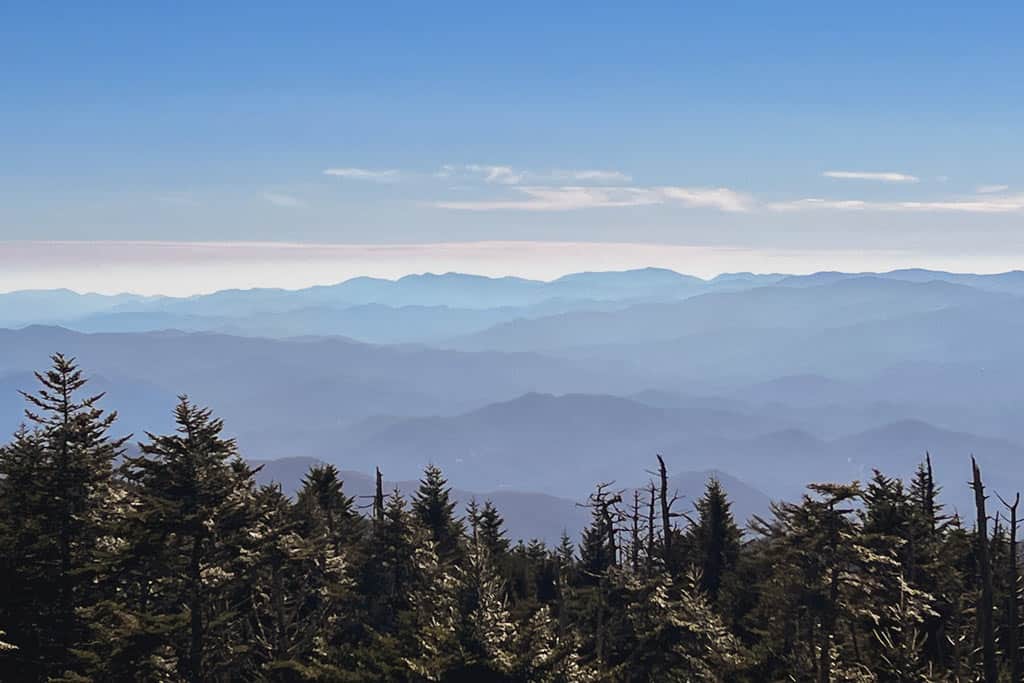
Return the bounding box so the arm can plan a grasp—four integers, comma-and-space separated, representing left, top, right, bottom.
0, 355, 1021, 682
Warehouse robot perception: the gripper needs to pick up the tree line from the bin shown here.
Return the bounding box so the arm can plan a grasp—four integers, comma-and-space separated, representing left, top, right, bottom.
1, 354, 1022, 681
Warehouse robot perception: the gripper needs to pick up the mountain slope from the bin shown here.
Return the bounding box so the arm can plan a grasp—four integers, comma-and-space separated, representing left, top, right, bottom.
0, 327, 644, 459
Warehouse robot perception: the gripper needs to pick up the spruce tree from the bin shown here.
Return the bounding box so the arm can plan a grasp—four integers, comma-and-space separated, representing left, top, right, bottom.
411, 464, 464, 564
119, 396, 259, 682
686, 477, 741, 603
478, 499, 511, 558
296, 463, 358, 548
0, 355, 127, 680
623, 567, 746, 680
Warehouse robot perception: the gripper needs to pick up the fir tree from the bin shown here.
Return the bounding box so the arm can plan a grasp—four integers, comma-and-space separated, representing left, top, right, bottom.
686, 476, 741, 603
119, 396, 259, 682
295, 463, 358, 548
623, 567, 746, 681
411, 464, 464, 564
0, 355, 127, 680
478, 499, 511, 558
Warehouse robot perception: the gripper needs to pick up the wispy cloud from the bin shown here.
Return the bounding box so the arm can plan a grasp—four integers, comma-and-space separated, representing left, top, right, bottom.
768, 198, 870, 211
977, 184, 1009, 194
263, 192, 304, 208
433, 187, 654, 211
464, 164, 524, 184
549, 169, 632, 183
323, 167, 400, 182
659, 186, 752, 212
823, 170, 920, 183
770, 194, 1024, 214
438, 164, 631, 186
433, 185, 752, 212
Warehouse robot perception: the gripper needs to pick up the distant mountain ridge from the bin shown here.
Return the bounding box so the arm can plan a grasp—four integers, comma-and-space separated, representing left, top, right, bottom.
7, 268, 1024, 341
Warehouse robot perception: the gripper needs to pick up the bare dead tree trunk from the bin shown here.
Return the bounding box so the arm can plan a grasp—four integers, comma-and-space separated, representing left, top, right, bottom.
373, 467, 384, 524
1000, 491, 1022, 682
973, 457, 998, 683
583, 483, 623, 667
646, 482, 656, 570
1011, 495, 1021, 683
602, 500, 619, 565
631, 490, 640, 573
925, 452, 936, 534
657, 454, 672, 564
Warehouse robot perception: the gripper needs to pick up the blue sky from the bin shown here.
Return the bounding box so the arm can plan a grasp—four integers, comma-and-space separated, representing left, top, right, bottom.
2, 2, 1024, 292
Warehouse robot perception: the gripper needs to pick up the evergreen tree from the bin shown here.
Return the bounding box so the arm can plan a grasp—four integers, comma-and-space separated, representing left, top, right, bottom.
623, 567, 746, 681
0, 355, 127, 681
404, 535, 463, 680
245, 483, 356, 679
512, 606, 593, 683
411, 464, 464, 564
477, 499, 511, 558
459, 536, 517, 678
686, 477, 742, 603
118, 396, 259, 682
295, 463, 358, 549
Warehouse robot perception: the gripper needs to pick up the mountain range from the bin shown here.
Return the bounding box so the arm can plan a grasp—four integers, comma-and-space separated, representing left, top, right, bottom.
3, 267, 1024, 531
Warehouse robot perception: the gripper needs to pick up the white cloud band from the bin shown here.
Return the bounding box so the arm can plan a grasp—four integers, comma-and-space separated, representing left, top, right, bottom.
823, 170, 920, 183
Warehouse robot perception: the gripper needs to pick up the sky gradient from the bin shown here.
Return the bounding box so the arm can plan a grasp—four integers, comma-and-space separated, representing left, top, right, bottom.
3, 2, 1023, 293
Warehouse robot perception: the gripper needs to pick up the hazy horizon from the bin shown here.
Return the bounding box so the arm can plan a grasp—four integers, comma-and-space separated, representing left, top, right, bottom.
5, 239, 1024, 296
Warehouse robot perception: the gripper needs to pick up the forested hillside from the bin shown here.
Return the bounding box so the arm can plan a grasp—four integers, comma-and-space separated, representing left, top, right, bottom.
2, 355, 1020, 681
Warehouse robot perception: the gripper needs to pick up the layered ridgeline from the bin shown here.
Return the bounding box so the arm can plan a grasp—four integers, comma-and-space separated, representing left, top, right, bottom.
6, 268, 1024, 515
7, 267, 1024, 345
0, 354, 1019, 680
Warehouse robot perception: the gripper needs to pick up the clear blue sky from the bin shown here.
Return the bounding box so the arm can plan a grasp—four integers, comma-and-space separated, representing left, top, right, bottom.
2, 2, 1024, 291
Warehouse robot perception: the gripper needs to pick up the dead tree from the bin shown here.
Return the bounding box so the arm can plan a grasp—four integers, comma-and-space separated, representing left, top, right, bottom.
630, 489, 641, 572
999, 491, 1022, 682
579, 482, 626, 569
579, 482, 625, 666
655, 454, 683, 570
646, 481, 656, 570
924, 452, 936, 534
372, 467, 385, 524
972, 457, 998, 683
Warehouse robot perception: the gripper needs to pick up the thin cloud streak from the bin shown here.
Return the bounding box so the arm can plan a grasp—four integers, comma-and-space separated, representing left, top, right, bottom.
433, 185, 752, 212
323, 167, 400, 181
438, 164, 632, 185
823, 170, 920, 183
977, 184, 1009, 194
770, 194, 1024, 213
553, 169, 632, 183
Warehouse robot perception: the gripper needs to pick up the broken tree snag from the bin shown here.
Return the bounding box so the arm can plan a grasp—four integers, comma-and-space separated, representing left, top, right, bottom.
999, 490, 1022, 683
972, 457, 997, 683
373, 467, 385, 524
657, 454, 672, 561
646, 481, 656, 569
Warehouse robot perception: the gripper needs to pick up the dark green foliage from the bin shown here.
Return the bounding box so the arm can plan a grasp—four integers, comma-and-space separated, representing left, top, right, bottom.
3, 356, 1024, 680
685, 477, 741, 603
0, 355, 127, 681
114, 396, 261, 681
411, 464, 464, 564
